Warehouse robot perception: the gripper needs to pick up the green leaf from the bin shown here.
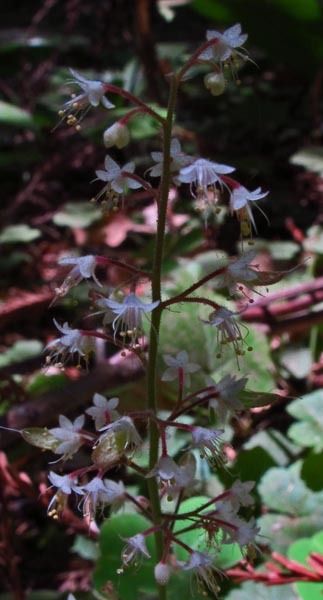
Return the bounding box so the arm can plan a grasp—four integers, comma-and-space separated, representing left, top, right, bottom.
0, 224, 41, 243
225, 580, 299, 600
27, 373, 69, 396
301, 451, 323, 491
173, 496, 242, 568
53, 202, 101, 228
287, 390, 323, 452
244, 429, 299, 466
258, 462, 323, 553
0, 100, 34, 127
72, 535, 99, 560
290, 147, 323, 176
288, 531, 323, 600
0, 340, 43, 368
93, 514, 157, 600
191, 0, 233, 21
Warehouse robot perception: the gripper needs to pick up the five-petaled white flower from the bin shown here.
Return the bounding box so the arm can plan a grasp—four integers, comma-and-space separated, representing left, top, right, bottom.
49, 414, 85, 459
76, 476, 126, 517
94, 155, 143, 210
121, 533, 151, 567
178, 158, 234, 201
55, 255, 102, 300
86, 393, 120, 430
96, 292, 159, 347
147, 456, 196, 498
200, 23, 248, 63
45, 320, 95, 366
149, 138, 192, 178
229, 185, 269, 235
229, 479, 255, 511
161, 350, 200, 388
206, 374, 247, 422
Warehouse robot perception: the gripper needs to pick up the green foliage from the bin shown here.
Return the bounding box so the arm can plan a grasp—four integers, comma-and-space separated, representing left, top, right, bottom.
173, 496, 242, 566
225, 581, 299, 600
287, 390, 323, 452
53, 202, 102, 228
0, 100, 35, 127
288, 530, 323, 600
0, 224, 41, 243
93, 514, 157, 600
0, 339, 43, 367
258, 462, 323, 553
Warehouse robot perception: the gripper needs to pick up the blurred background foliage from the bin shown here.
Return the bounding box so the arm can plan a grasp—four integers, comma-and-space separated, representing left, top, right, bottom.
1, 0, 323, 598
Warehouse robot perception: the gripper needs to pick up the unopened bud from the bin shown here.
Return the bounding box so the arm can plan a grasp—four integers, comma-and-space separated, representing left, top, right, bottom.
154, 561, 171, 586
103, 122, 130, 149
204, 72, 226, 96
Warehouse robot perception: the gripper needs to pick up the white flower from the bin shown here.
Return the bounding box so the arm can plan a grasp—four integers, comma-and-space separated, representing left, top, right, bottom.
180, 551, 220, 597
86, 393, 120, 430
178, 158, 234, 201
45, 320, 95, 366
206, 374, 247, 422
225, 250, 260, 296
59, 69, 115, 128
55, 255, 102, 299
229, 185, 269, 235
230, 479, 255, 511
49, 414, 85, 459
229, 516, 260, 548
161, 350, 200, 388
76, 476, 125, 517
95, 155, 143, 210
190, 426, 223, 461
96, 292, 159, 347
201, 307, 248, 359
149, 138, 192, 178
103, 122, 130, 149
100, 416, 142, 449
100, 479, 125, 512
47, 471, 79, 517
147, 456, 196, 498
200, 24, 248, 63
121, 533, 150, 567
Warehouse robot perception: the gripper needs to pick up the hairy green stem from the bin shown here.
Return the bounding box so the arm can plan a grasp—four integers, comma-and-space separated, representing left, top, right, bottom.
146, 74, 179, 600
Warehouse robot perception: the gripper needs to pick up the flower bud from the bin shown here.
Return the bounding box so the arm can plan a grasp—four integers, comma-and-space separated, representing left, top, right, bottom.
103, 122, 130, 148
204, 72, 226, 96
154, 561, 171, 586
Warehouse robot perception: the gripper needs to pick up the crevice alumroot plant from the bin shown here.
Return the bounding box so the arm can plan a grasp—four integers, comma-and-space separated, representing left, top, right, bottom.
20, 24, 285, 600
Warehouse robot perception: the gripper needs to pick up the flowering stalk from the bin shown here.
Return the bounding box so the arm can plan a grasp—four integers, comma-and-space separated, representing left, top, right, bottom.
145, 74, 180, 600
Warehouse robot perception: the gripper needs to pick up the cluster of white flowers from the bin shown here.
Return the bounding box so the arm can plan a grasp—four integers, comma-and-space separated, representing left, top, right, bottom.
32, 22, 280, 598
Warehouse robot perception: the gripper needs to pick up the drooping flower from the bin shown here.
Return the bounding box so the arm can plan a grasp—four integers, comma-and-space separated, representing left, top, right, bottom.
121, 533, 151, 567
99, 416, 142, 450
189, 426, 224, 462
45, 320, 95, 367
76, 476, 126, 517
201, 307, 250, 360
200, 24, 248, 63
59, 69, 115, 128
47, 471, 80, 517
179, 551, 220, 597
149, 138, 192, 178
178, 158, 234, 201
103, 122, 130, 149
161, 350, 200, 388
49, 414, 85, 460
94, 155, 143, 211
204, 71, 226, 96
95, 292, 159, 347
54, 255, 102, 300
229, 185, 269, 236
86, 393, 120, 430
